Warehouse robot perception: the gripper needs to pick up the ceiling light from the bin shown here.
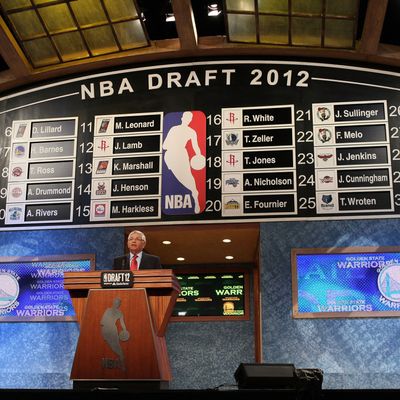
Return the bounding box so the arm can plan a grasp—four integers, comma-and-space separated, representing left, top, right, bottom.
177, 257, 185, 261
222, 238, 231, 243
162, 240, 172, 245
165, 13, 175, 22
208, 4, 221, 16
225, 255, 234, 260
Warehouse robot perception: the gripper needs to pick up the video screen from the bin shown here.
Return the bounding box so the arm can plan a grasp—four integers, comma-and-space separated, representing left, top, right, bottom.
172, 271, 248, 319
0, 254, 94, 322
292, 247, 400, 318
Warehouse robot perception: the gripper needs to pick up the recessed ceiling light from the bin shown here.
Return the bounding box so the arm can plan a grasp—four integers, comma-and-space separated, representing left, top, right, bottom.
222, 239, 231, 243
208, 4, 221, 16
165, 13, 175, 22
177, 257, 185, 261
162, 240, 172, 245
225, 255, 234, 260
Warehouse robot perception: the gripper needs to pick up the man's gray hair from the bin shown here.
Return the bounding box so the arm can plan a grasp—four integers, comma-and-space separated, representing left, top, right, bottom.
128, 230, 146, 242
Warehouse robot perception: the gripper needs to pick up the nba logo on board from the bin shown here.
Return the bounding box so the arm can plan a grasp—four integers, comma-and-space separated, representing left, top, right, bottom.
162, 111, 206, 215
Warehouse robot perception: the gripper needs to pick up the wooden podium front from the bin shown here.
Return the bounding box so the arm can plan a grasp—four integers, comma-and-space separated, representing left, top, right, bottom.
64, 269, 180, 389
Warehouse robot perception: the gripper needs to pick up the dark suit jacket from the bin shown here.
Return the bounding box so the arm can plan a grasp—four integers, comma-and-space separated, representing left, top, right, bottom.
113, 252, 161, 270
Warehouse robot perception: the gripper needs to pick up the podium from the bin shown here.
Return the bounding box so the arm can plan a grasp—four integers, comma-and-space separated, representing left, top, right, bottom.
64, 269, 180, 390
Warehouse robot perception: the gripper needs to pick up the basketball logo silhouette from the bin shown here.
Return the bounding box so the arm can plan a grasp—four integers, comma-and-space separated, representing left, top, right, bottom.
162, 111, 206, 215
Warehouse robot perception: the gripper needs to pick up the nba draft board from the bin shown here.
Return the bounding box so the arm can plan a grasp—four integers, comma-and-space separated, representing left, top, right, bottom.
0, 59, 399, 230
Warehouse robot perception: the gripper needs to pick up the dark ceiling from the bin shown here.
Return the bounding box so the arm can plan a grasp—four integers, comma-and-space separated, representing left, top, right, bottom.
0, 0, 226, 73
137, 0, 225, 41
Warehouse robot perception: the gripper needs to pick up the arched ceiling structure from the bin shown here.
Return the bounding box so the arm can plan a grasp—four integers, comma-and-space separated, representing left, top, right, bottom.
0, 0, 398, 94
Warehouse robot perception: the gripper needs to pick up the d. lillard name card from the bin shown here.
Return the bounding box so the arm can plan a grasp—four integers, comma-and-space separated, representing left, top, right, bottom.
5, 118, 77, 224
90, 113, 162, 221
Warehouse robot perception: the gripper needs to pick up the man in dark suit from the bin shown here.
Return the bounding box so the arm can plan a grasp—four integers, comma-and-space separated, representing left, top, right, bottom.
113, 230, 161, 270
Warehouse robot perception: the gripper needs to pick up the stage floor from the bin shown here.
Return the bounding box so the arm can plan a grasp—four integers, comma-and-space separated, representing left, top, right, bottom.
2, 388, 400, 400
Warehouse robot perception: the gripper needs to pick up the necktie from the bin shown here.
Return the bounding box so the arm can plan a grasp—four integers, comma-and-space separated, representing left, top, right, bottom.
130, 254, 138, 271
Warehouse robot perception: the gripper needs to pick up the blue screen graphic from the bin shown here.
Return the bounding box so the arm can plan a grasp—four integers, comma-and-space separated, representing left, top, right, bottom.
0, 258, 92, 321
296, 252, 400, 314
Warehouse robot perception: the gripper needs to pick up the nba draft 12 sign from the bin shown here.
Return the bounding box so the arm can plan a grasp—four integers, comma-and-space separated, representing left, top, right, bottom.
0, 59, 400, 229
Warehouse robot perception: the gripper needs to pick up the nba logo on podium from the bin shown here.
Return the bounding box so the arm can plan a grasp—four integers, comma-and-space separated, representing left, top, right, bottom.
162, 111, 206, 215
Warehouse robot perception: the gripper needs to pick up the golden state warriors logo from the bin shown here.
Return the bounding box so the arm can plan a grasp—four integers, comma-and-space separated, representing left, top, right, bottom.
378, 264, 400, 302
0, 272, 20, 310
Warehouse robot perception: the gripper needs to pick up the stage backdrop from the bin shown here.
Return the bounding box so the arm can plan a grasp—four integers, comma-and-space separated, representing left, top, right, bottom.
262, 218, 400, 389
0, 227, 123, 389
0, 227, 254, 390
0, 220, 400, 389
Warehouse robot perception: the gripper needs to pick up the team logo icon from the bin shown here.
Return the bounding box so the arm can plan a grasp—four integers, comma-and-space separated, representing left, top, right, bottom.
94, 203, 106, 217
98, 118, 110, 134
96, 160, 109, 174
162, 111, 206, 215
15, 124, 27, 138
318, 128, 332, 143
225, 153, 240, 169
11, 186, 23, 198
322, 194, 333, 204
14, 145, 26, 158
320, 175, 334, 184
320, 194, 335, 210
319, 175, 333, 184
96, 182, 107, 196
317, 153, 333, 162
378, 264, 400, 303
98, 139, 110, 152
225, 177, 240, 188
225, 132, 239, 146
8, 206, 23, 221
317, 107, 331, 121
12, 166, 23, 177
224, 199, 240, 210
224, 111, 239, 126
0, 272, 19, 309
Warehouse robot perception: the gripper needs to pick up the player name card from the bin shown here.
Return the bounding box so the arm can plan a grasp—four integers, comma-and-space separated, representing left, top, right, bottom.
91, 177, 160, 199
222, 193, 296, 217
223, 171, 295, 193
94, 113, 162, 135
